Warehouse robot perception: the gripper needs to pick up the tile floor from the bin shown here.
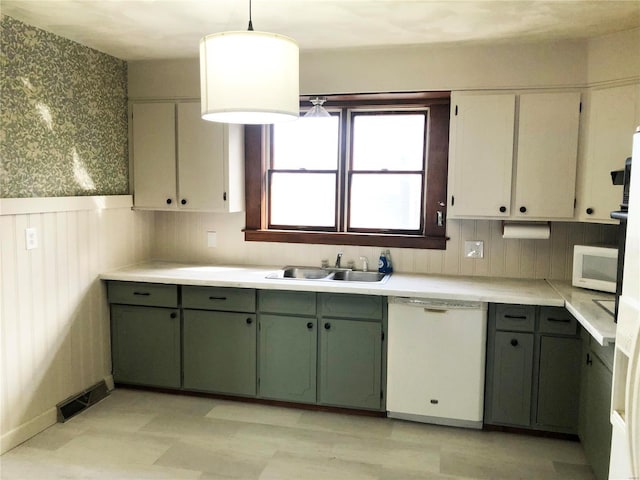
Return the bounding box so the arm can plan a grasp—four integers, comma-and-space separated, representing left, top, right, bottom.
0, 389, 596, 479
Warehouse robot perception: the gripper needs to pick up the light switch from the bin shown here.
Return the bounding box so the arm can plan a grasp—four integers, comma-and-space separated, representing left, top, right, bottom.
25, 227, 38, 250
207, 231, 217, 248
465, 240, 484, 259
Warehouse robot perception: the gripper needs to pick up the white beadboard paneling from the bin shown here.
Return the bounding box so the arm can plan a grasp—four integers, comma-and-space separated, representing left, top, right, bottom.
0, 197, 153, 454
151, 212, 618, 281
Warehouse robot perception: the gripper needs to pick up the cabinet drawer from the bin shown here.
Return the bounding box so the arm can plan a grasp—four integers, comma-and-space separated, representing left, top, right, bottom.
258, 290, 316, 316
495, 304, 535, 332
319, 293, 383, 321
183, 286, 256, 312
107, 281, 178, 307
539, 307, 578, 336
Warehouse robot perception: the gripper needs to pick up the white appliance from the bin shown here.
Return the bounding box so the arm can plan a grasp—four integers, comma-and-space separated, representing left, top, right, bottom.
609, 127, 640, 479
386, 297, 487, 429
572, 245, 619, 294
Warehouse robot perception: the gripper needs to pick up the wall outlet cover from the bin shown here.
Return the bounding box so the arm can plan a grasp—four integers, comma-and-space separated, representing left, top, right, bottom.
25, 227, 38, 250
207, 231, 217, 248
465, 240, 484, 259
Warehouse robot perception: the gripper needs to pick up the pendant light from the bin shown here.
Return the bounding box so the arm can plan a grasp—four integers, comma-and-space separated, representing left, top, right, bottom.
303, 97, 331, 118
199, 0, 299, 124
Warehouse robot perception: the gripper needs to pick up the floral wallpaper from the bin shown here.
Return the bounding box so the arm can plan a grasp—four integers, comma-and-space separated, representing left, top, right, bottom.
0, 15, 129, 198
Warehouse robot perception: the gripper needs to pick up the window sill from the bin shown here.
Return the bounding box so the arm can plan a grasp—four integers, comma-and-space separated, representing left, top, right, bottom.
244, 229, 446, 249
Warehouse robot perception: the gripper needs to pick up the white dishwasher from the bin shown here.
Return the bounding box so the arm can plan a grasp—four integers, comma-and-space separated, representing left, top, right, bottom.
386, 297, 487, 429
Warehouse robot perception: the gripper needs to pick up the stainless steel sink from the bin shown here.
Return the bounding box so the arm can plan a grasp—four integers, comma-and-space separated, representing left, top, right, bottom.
267, 266, 390, 283
282, 267, 332, 279
331, 270, 388, 282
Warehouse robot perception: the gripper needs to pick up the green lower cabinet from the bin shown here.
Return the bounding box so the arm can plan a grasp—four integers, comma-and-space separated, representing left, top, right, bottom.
319, 319, 382, 410
183, 310, 256, 396
111, 304, 181, 388
579, 337, 613, 480
258, 314, 317, 403
489, 331, 534, 425
535, 336, 581, 430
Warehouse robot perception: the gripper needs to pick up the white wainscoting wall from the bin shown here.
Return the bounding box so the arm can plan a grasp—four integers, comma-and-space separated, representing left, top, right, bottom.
151, 211, 618, 280
0, 196, 154, 454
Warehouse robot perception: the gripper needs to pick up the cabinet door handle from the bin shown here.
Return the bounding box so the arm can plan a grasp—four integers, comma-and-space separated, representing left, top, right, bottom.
166, 198, 172, 205
324, 322, 331, 330
181, 199, 187, 205
510, 338, 519, 347
519, 206, 527, 213
547, 317, 571, 323
504, 314, 527, 320
586, 353, 593, 366
133, 291, 150, 296
499, 206, 507, 213
246, 318, 253, 325
209, 296, 227, 301
306, 322, 314, 330
170, 312, 177, 319
586, 208, 594, 215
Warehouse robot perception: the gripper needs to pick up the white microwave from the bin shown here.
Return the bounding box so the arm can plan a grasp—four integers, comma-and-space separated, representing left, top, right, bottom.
572, 245, 618, 293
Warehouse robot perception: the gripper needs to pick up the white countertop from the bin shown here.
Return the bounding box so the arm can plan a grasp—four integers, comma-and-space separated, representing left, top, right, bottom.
547, 280, 617, 346
99, 262, 616, 344
99, 261, 562, 306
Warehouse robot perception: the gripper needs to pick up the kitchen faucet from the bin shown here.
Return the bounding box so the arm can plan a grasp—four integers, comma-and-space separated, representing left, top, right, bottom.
360, 256, 369, 272
335, 252, 343, 268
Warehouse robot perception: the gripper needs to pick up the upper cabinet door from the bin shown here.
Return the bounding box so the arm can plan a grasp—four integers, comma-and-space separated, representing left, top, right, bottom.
514, 92, 581, 219
177, 102, 226, 211
448, 93, 516, 218
577, 84, 640, 222
132, 103, 177, 209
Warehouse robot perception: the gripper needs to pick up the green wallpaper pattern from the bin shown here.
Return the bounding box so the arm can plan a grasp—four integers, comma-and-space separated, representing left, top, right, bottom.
0, 15, 129, 198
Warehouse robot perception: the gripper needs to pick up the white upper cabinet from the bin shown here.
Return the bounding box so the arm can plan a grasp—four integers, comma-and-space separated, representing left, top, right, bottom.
132, 103, 176, 209
448, 91, 581, 220
131, 101, 244, 213
514, 92, 581, 219
576, 84, 640, 223
448, 93, 516, 218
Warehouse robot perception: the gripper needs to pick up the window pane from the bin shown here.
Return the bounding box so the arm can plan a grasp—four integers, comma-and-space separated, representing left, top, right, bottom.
273, 116, 340, 170
352, 114, 425, 171
349, 174, 422, 230
270, 172, 336, 227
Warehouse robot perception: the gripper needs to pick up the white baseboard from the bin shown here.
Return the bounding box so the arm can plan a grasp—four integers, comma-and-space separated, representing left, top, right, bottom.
0, 407, 57, 454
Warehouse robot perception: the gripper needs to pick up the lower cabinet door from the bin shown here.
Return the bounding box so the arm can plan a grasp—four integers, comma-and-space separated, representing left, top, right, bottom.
183, 310, 257, 396
579, 348, 613, 480
111, 304, 180, 388
489, 331, 534, 426
536, 336, 581, 431
319, 319, 382, 410
258, 314, 317, 403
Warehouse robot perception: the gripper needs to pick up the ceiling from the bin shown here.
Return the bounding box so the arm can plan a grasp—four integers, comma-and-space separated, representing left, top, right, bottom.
2, 0, 640, 61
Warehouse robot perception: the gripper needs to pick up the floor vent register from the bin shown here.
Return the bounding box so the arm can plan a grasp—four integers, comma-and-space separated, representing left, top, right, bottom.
56, 380, 110, 422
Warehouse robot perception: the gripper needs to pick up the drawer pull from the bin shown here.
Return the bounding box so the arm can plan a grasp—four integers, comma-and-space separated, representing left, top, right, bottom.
307, 322, 314, 330
510, 338, 519, 347
324, 322, 331, 330
209, 296, 227, 301
170, 312, 177, 319
246, 318, 253, 325
504, 314, 527, 320
547, 317, 571, 323
133, 292, 151, 296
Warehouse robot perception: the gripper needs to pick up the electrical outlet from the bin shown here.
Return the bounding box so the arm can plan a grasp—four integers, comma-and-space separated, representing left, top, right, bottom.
207, 231, 217, 248
25, 227, 38, 250
465, 240, 484, 259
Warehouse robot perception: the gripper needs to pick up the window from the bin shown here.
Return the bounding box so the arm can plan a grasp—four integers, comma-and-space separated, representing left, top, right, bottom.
244, 92, 450, 249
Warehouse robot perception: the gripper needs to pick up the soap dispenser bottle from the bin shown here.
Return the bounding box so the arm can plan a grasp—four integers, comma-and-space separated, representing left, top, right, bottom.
378, 250, 389, 274
385, 249, 393, 273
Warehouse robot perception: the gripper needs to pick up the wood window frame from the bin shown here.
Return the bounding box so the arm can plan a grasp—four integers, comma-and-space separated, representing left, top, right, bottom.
244, 91, 451, 249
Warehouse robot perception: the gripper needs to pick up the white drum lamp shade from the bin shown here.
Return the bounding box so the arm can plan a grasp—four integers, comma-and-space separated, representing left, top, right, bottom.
199, 31, 300, 124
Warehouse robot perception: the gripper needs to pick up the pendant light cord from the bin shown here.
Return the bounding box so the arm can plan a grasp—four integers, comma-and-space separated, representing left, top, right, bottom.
247, 0, 254, 31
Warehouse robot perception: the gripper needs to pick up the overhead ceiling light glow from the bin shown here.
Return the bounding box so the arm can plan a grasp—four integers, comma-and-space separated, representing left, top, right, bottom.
199, 0, 299, 124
